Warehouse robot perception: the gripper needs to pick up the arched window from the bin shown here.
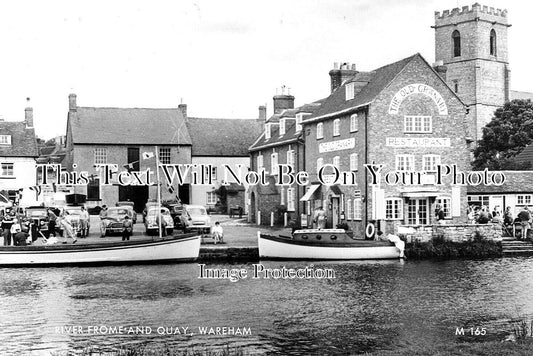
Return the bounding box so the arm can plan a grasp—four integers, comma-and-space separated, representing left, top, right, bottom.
452, 30, 461, 57
490, 29, 497, 56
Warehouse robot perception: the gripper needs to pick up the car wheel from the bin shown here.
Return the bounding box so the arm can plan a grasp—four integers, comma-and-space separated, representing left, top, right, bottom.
166, 228, 173, 235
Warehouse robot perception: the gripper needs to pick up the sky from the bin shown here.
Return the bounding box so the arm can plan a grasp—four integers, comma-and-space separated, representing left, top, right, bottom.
0, 0, 531, 140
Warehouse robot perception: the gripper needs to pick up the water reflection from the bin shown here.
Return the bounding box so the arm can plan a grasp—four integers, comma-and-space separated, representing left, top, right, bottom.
1, 258, 533, 355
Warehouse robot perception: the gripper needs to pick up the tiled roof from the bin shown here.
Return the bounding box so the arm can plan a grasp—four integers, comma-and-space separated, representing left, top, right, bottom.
69, 107, 191, 145
250, 99, 325, 151
513, 144, 533, 168
37, 144, 67, 165
0, 121, 38, 157
467, 171, 533, 194
186, 117, 263, 156
304, 54, 419, 121
510, 91, 533, 101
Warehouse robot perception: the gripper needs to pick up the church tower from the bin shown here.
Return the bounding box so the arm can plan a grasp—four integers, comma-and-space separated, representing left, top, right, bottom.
434, 3, 511, 141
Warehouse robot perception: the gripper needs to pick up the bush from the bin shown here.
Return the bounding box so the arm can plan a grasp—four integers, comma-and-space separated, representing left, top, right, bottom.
406, 237, 502, 260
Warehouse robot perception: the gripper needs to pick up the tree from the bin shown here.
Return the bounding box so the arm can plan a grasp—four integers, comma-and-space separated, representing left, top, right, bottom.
472, 99, 533, 170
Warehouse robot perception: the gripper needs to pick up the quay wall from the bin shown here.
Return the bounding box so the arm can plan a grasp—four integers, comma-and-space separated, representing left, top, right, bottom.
402, 223, 502, 243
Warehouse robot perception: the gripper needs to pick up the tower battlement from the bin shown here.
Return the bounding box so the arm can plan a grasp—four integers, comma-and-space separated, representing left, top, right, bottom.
435, 3, 508, 25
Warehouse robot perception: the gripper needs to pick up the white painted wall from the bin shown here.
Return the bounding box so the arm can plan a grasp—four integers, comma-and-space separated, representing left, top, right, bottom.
0, 157, 36, 191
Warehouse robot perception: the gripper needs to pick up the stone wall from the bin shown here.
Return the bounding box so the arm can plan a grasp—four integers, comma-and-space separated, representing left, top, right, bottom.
403, 223, 502, 243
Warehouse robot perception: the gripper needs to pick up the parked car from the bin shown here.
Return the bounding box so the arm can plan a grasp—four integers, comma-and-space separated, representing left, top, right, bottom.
179, 205, 211, 234
24, 206, 50, 238
117, 203, 137, 224
164, 203, 184, 229
143, 201, 159, 223
100, 207, 133, 237
62, 205, 90, 237
144, 207, 174, 236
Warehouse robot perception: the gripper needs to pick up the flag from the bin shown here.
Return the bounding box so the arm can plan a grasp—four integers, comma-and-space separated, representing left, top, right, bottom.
29, 185, 42, 196
142, 152, 154, 160
123, 163, 134, 170
167, 183, 175, 194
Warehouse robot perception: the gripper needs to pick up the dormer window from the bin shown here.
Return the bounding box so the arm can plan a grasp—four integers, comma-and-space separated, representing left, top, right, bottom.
345, 82, 355, 101
279, 119, 286, 136
0, 135, 11, 145
295, 114, 303, 132
265, 123, 271, 140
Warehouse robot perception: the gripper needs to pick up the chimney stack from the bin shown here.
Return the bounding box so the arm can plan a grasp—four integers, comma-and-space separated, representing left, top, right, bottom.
25, 98, 34, 128
273, 86, 295, 114
178, 103, 187, 120
69, 93, 77, 113
329, 62, 357, 93
258, 105, 267, 121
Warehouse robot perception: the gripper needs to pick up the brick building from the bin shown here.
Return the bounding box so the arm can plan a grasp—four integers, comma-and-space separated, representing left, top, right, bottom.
64, 94, 192, 212
301, 54, 470, 237
248, 89, 323, 225
433, 4, 511, 141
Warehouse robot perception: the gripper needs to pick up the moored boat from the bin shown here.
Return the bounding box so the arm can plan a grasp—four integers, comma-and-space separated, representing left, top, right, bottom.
0, 234, 201, 266
258, 229, 403, 260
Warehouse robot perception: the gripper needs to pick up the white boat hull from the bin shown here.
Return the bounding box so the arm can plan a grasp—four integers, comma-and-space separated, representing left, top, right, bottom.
258, 233, 400, 260
0, 235, 201, 266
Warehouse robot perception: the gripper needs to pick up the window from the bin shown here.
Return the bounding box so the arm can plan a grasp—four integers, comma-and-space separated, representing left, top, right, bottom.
517, 195, 533, 206
353, 198, 362, 220
436, 197, 451, 219
350, 153, 358, 171
386, 198, 403, 220
208, 166, 217, 181
287, 188, 295, 211
453, 80, 459, 93
257, 154, 264, 171
0, 163, 14, 177
295, 114, 303, 132
0, 135, 11, 145
317, 157, 323, 174
395, 155, 415, 171
333, 119, 340, 136
317, 122, 323, 139
206, 191, 217, 205
333, 156, 340, 170
490, 29, 497, 56
280, 187, 285, 205
345, 82, 355, 100
271, 151, 278, 175
287, 150, 295, 168
279, 119, 286, 136
422, 155, 441, 172
452, 30, 461, 57
87, 177, 100, 201
159, 148, 171, 164
350, 114, 358, 132
346, 199, 353, 220
404, 116, 432, 133
94, 148, 107, 164
264, 123, 272, 140
467, 195, 489, 207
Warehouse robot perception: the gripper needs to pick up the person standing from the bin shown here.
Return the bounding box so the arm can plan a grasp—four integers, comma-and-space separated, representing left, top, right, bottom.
212, 221, 224, 244
435, 204, 446, 224
122, 215, 133, 241
518, 206, 531, 240
59, 212, 77, 244
313, 206, 327, 230
13, 227, 30, 246
1, 211, 14, 246
80, 206, 89, 238
47, 208, 58, 237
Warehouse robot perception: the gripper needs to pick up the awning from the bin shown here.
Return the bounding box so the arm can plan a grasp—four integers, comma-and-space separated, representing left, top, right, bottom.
401, 191, 440, 198
328, 185, 343, 196
300, 184, 321, 201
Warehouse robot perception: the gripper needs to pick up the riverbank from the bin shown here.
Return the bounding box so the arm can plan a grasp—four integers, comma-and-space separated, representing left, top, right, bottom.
405, 234, 503, 260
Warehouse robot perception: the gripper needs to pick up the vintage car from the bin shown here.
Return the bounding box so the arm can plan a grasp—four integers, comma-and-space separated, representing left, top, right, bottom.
144, 207, 174, 236
62, 206, 90, 237
179, 205, 211, 234
24, 206, 50, 238
164, 203, 184, 230
100, 207, 133, 237
142, 201, 159, 223
117, 203, 137, 224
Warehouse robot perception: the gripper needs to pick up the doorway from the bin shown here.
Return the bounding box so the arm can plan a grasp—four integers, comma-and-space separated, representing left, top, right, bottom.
407, 198, 429, 225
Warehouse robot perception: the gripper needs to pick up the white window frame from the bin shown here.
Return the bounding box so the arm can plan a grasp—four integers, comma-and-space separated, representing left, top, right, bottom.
94, 148, 107, 165
345, 82, 355, 101
350, 153, 358, 171
333, 156, 340, 170
295, 114, 303, 132
279, 119, 286, 136
404, 116, 432, 133
287, 187, 295, 211
353, 198, 362, 220
287, 149, 295, 168
317, 157, 323, 174
257, 154, 264, 171
346, 199, 353, 220
517, 195, 533, 206
386, 198, 403, 220
436, 197, 452, 219
206, 191, 217, 205
0, 162, 14, 177
395, 154, 415, 171
265, 123, 271, 140
350, 114, 358, 132
280, 187, 285, 205
333, 119, 340, 136
159, 147, 171, 164
271, 151, 278, 175
316, 122, 323, 139
0, 135, 12, 145
422, 154, 441, 172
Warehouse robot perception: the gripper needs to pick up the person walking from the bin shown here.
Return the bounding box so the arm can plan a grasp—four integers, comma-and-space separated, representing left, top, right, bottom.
122, 215, 133, 241
59, 212, 77, 244
80, 206, 89, 238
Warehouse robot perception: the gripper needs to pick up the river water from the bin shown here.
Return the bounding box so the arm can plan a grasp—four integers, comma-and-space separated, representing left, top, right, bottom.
2, 257, 533, 355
